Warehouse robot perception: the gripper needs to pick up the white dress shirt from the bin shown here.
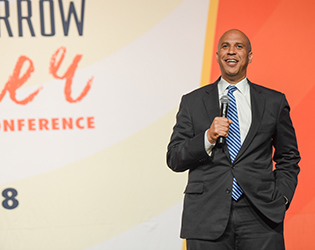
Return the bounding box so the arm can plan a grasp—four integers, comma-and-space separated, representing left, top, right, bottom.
205, 77, 252, 154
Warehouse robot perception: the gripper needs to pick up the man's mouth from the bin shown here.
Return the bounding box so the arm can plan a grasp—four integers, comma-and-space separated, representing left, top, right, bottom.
225, 59, 238, 66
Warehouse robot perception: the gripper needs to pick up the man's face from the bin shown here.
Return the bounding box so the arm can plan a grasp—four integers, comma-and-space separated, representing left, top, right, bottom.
216, 30, 253, 84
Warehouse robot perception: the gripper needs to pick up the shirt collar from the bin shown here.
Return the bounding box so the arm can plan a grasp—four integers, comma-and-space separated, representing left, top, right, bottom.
218, 77, 249, 95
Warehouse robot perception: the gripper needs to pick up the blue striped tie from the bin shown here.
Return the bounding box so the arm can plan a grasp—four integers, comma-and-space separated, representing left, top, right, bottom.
226, 85, 243, 200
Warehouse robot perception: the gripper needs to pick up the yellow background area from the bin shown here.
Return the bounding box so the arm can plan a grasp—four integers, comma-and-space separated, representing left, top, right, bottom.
182, 0, 219, 249
0, 108, 187, 249
0, 0, 210, 249
0, 0, 184, 89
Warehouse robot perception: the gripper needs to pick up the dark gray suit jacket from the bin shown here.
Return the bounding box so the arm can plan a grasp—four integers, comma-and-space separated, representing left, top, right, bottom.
167, 78, 300, 240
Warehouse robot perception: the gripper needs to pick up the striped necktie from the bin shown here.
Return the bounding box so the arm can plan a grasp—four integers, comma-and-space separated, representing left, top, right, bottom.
226, 85, 243, 200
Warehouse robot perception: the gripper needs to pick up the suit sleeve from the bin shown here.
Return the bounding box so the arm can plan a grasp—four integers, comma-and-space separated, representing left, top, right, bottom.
273, 94, 300, 208
167, 95, 210, 172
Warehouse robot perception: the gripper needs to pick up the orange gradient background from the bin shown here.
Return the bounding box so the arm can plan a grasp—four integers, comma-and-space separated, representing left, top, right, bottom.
195, 0, 315, 249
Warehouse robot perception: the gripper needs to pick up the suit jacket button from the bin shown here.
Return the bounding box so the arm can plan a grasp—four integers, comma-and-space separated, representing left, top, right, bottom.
226, 189, 231, 194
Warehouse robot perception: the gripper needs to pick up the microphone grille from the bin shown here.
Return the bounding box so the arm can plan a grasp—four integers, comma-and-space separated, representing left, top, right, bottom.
220, 95, 230, 104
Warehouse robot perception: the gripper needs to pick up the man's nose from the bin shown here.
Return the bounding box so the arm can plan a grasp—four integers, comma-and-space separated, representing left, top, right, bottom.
227, 46, 236, 54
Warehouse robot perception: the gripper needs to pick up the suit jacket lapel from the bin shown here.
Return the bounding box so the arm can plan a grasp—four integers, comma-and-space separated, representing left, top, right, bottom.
202, 80, 220, 123
201, 79, 266, 162
235, 81, 266, 162
202, 79, 231, 159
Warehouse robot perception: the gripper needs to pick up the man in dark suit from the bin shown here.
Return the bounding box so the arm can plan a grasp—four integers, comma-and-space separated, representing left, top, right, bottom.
167, 29, 300, 250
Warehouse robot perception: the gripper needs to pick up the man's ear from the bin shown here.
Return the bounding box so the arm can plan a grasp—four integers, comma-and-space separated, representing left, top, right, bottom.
216, 52, 219, 62
248, 51, 253, 63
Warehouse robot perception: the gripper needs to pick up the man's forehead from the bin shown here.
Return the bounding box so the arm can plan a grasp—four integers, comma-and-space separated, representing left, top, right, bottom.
220, 41, 246, 45
220, 32, 248, 43
218, 30, 251, 49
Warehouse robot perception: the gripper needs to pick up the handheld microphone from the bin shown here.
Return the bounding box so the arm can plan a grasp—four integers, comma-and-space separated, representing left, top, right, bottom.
217, 95, 230, 146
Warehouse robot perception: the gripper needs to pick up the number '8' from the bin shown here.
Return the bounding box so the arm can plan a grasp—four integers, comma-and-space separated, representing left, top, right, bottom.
2, 188, 19, 209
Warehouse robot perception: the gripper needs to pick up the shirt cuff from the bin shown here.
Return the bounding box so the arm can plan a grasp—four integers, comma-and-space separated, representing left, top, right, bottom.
204, 130, 216, 155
